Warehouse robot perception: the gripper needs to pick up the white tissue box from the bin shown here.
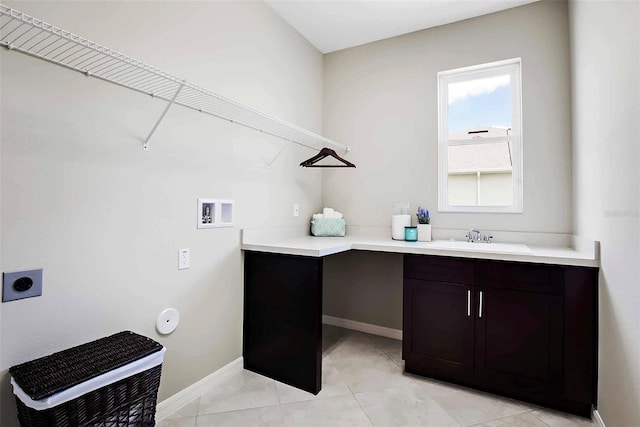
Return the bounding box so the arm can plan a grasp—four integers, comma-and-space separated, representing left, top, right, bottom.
311, 218, 346, 237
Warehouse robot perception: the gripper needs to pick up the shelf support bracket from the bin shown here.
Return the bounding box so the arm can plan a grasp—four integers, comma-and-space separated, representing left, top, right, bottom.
266, 144, 288, 166
143, 83, 184, 151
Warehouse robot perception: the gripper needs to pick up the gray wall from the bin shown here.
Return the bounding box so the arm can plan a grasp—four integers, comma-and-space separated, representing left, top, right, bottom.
569, 0, 640, 424
324, 251, 403, 330
322, 1, 572, 328
0, 1, 323, 425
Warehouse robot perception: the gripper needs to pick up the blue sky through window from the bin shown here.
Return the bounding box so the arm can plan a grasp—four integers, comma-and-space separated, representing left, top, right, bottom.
448, 79, 511, 134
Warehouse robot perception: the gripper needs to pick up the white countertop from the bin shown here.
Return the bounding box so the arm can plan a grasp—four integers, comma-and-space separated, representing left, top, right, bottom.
241, 227, 600, 267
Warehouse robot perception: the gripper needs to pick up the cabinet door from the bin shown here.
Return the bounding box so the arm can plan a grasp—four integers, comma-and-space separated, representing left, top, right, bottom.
475, 286, 563, 398
403, 279, 475, 380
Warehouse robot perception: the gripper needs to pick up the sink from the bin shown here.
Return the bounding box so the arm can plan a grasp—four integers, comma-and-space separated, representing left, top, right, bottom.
428, 240, 533, 254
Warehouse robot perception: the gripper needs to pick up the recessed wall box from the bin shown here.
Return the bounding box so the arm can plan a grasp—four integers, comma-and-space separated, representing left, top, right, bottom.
197, 198, 234, 229
3, 268, 43, 302
219, 200, 234, 227
197, 199, 217, 229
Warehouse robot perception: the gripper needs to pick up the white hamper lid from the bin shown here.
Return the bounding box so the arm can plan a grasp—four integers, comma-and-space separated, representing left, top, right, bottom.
12, 347, 166, 411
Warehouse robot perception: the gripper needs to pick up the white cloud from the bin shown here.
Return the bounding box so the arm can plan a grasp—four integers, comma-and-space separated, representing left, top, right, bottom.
448, 74, 510, 104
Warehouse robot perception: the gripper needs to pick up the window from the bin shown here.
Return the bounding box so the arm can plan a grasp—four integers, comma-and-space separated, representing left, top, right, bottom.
438, 58, 522, 213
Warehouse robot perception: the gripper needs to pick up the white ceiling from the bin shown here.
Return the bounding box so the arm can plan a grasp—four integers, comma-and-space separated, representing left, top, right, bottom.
265, 0, 539, 53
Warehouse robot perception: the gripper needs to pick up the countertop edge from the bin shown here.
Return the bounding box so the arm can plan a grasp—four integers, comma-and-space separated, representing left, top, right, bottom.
350, 242, 600, 268
241, 237, 599, 268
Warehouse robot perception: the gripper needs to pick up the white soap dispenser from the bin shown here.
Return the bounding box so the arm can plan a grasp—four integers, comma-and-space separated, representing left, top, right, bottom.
391, 203, 411, 240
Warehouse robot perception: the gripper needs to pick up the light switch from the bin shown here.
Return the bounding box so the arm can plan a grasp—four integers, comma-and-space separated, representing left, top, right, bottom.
293, 204, 300, 217
178, 248, 190, 270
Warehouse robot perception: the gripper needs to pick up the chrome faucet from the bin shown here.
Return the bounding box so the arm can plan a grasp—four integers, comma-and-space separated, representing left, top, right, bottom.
481, 234, 494, 243
466, 229, 493, 243
466, 229, 481, 242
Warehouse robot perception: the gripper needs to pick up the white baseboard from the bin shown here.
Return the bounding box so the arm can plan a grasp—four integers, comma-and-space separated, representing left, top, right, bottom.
592, 408, 606, 427
322, 315, 402, 340
155, 357, 243, 421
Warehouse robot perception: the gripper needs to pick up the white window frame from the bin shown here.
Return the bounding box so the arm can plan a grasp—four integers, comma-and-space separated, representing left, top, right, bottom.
437, 58, 523, 213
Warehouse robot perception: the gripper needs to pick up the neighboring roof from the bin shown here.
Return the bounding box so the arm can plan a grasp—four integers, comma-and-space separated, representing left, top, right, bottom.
449, 142, 512, 172
448, 127, 512, 172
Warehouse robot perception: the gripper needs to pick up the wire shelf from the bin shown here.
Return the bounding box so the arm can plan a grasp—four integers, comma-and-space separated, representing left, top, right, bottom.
0, 4, 349, 153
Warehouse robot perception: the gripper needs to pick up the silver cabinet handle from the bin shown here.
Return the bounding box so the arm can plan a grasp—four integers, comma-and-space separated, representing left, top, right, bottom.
479, 291, 483, 318
467, 290, 471, 317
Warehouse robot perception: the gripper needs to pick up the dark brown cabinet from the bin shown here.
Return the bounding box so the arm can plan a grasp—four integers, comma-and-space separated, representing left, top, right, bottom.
474, 286, 564, 396
243, 251, 323, 394
403, 254, 598, 417
404, 279, 474, 379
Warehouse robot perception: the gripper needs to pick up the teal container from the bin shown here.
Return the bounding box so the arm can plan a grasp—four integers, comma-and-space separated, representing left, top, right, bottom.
404, 226, 418, 241
311, 218, 346, 237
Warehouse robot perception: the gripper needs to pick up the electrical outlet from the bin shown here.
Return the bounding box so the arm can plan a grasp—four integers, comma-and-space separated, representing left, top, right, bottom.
3, 268, 43, 302
178, 248, 190, 270
293, 203, 300, 217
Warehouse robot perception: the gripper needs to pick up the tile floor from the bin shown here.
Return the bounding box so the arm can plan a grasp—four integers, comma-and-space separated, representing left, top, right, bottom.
157, 325, 594, 427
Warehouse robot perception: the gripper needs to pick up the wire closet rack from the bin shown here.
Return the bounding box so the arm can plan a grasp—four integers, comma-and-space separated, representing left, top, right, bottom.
0, 4, 350, 153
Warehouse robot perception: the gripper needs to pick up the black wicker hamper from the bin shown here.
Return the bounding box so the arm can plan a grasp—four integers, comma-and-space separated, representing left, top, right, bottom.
9, 331, 165, 427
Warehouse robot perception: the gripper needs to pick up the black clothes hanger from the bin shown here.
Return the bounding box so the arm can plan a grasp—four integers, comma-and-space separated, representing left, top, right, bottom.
300, 147, 356, 168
